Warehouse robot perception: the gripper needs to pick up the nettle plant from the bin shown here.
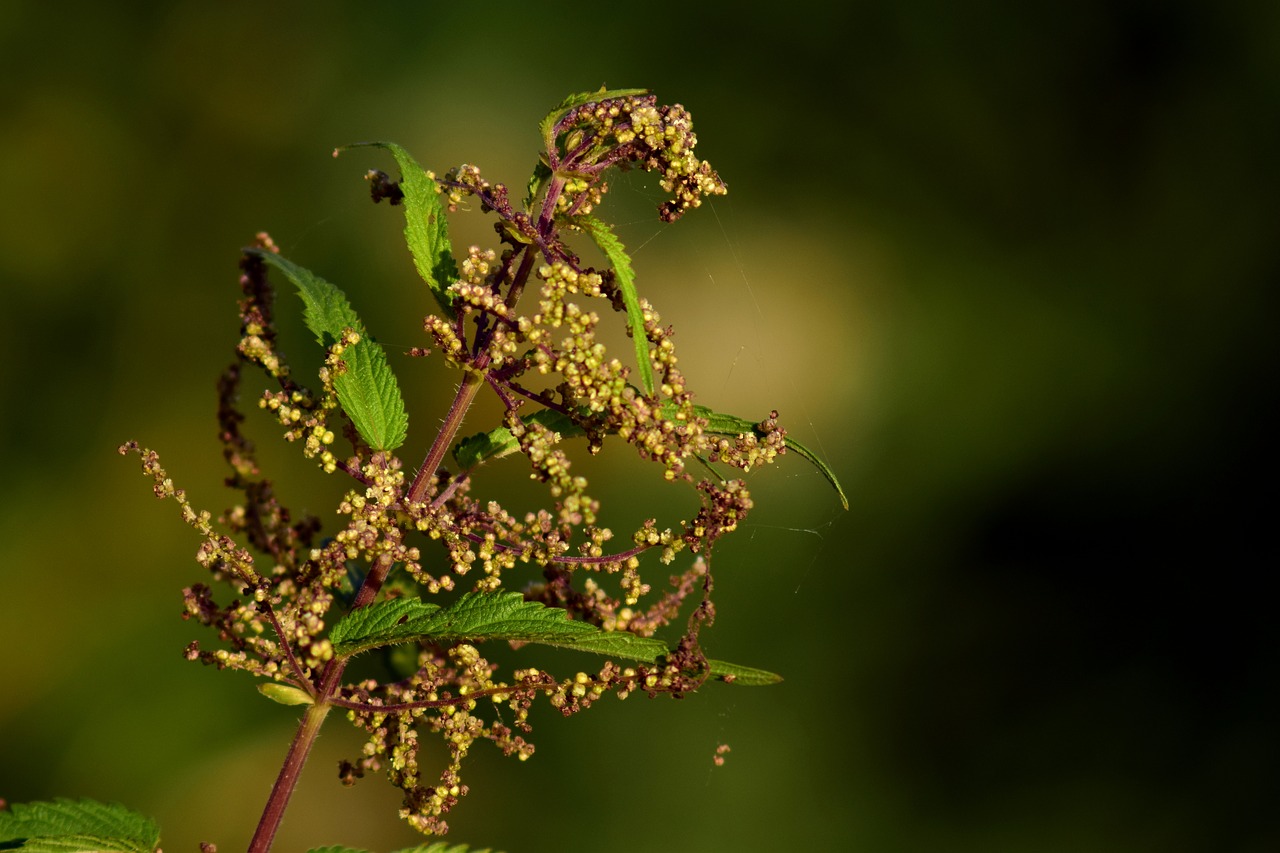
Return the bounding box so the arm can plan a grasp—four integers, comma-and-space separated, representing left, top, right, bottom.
2, 88, 843, 852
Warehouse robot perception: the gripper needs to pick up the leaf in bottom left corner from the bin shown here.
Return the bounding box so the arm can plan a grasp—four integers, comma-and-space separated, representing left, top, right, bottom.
0, 797, 161, 852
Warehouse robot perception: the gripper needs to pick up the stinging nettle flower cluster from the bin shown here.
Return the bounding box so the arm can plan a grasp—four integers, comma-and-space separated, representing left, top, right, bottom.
118, 87, 845, 845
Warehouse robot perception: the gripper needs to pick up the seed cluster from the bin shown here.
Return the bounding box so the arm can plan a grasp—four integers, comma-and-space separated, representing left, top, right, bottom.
546, 94, 728, 222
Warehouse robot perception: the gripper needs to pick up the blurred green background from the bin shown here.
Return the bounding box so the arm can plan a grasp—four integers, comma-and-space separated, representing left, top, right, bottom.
2, 1, 1276, 850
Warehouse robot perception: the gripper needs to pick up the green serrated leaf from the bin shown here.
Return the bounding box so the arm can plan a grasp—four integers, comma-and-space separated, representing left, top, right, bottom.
337, 142, 458, 318
330, 591, 597, 658
540, 627, 671, 661
328, 591, 780, 686
0, 798, 160, 852
539, 87, 650, 151
329, 596, 439, 656
248, 249, 408, 452
573, 215, 655, 395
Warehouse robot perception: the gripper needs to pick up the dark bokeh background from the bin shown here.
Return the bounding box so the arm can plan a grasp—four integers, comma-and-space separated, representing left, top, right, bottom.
2, 2, 1276, 851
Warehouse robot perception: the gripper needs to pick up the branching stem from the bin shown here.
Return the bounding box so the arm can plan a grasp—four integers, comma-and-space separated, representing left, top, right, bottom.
206, 92, 753, 849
